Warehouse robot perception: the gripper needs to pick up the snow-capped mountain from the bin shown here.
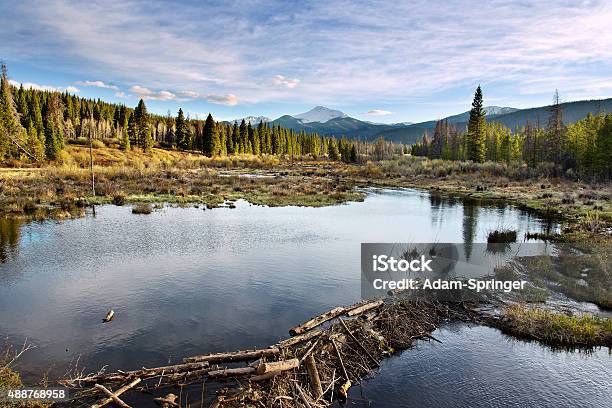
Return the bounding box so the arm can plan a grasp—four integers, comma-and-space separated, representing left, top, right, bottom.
294, 106, 348, 123
484, 106, 519, 115
231, 116, 271, 125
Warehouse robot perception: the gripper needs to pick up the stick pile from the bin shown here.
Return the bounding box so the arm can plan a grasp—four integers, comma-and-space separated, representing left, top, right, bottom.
56, 299, 473, 408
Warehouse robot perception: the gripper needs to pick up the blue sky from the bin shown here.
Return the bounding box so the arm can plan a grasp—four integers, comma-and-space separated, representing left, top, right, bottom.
1, 0, 611, 123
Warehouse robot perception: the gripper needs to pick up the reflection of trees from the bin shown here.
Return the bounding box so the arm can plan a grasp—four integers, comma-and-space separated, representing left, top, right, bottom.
0, 218, 20, 263
462, 200, 478, 261
429, 193, 460, 229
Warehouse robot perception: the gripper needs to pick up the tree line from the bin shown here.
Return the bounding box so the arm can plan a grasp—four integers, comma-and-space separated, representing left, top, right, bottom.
0, 64, 383, 163
410, 86, 612, 179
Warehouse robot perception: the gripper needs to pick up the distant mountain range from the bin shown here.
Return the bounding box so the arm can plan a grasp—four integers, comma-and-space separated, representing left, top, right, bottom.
229, 98, 612, 144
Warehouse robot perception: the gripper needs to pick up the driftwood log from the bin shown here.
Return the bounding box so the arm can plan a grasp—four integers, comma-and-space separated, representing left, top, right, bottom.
257, 358, 300, 375
90, 378, 141, 408
347, 300, 383, 316
289, 307, 346, 335
305, 354, 323, 399
63, 362, 211, 385
184, 348, 279, 364
208, 367, 256, 379
277, 330, 323, 348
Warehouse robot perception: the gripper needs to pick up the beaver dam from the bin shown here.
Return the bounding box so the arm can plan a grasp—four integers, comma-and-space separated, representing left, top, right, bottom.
55, 299, 479, 407
53, 295, 612, 408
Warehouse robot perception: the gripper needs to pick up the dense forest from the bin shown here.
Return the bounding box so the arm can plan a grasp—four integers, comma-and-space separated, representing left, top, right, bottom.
0, 64, 400, 164
411, 87, 612, 179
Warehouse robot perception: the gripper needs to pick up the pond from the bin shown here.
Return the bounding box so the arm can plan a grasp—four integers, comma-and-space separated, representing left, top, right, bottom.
1, 188, 607, 407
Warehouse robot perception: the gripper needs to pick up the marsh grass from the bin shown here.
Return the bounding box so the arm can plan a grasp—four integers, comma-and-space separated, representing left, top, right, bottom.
501, 304, 612, 348
131, 203, 153, 214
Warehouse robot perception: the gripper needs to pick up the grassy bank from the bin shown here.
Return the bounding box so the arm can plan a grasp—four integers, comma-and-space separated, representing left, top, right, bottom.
3, 147, 611, 231
0, 146, 363, 220
496, 304, 612, 348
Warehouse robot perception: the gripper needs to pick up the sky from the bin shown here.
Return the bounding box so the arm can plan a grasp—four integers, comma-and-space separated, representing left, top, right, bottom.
1, 0, 611, 123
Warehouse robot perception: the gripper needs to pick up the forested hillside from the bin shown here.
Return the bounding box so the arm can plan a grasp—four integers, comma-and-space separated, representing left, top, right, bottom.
378, 98, 612, 144
411, 88, 612, 179
0, 65, 400, 164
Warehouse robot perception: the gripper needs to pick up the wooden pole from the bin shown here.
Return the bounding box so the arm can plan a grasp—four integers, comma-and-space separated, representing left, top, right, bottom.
89, 130, 95, 197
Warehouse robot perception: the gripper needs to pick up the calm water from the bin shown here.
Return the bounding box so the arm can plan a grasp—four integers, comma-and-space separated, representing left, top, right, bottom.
351, 324, 612, 408
2, 188, 607, 407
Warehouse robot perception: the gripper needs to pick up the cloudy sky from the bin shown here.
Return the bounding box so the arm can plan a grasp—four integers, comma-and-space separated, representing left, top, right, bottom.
1, 0, 611, 122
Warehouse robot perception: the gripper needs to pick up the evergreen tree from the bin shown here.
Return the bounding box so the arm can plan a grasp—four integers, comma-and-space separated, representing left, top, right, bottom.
202, 113, 219, 156
596, 114, 612, 178
44, 117, 58, 160
134, 99, 150, 150
175, 108, 190, 150
545, 90, 565, 163
466, 85, 486, 162
0, 64, 26, 159
238, 120, 248, 154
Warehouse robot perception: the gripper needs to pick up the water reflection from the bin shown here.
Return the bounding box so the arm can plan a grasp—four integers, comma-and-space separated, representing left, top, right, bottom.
462, 200, 478, 260
0, 218, 20, 263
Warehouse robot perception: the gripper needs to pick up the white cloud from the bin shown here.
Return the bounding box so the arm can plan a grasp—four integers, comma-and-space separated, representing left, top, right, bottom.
177, 90, 200, 98
3, 0, 612, 107
76, 80, 119, 90
114, 91, 127, 98
364, 109, 392, 116
273, 75, 300, 89
10, 80, 80, 93
130, 85, 176, 101
206, 93, 238, 106
9, 79, 58, 92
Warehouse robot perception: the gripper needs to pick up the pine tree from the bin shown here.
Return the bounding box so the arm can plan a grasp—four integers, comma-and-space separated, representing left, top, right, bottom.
175, 108, 189, 150
0, 64, 26, 159
545, 90, 565, 163
45, 117, 58, 160
134, 99, 150, 150
596, 114, 612, 178
350, 144, 358, 162
202, 113, 219, 156
238, 120, 248, 154
466, 85, 486, 162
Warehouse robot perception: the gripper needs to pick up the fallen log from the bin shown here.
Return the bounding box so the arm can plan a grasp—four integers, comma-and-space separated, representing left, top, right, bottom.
347, 300, 383, 316
249, 370, 283, 382
184, 347, 279, 364
305, 354, 323, 399
89, 378, 141, 408
65, 362, 210, 385
290, 307, 346, 336
208, 367, 256, 379
90, 378, 140, 408
277, 330, 323, 348
257, 358, 300, 375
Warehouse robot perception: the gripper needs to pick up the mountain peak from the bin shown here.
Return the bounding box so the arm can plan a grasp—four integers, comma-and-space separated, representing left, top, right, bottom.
231, 115, 271, 125
294, 106, 348, 123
